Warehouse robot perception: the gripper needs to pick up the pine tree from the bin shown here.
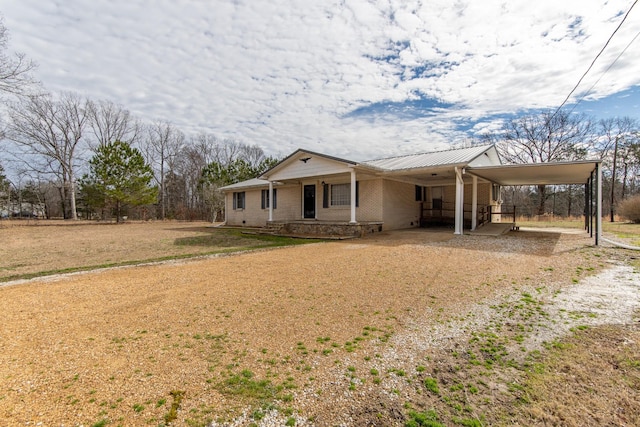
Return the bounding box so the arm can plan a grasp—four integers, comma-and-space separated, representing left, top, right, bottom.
80, 140, 157, 222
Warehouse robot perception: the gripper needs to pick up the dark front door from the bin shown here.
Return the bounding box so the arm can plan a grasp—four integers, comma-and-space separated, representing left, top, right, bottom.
303, 185, 316, 218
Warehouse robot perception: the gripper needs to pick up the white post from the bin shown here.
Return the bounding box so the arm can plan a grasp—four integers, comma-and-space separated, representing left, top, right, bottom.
454, 167, 464, 235
471, 175, 478, 231
350, 169, 357, 224
268, 181, 274, 222
596, 163, 602, 245
223, 193, 228, 224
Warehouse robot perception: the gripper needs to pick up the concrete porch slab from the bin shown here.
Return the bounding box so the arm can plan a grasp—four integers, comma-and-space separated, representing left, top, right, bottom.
468, 223, 515, 236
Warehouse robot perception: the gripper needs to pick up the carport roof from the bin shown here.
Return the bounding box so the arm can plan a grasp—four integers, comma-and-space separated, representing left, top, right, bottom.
467, 160, 600, 186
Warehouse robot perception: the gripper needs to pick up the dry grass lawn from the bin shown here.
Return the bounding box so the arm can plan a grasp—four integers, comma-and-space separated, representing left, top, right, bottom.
0, 220, 305, 281
0, 220, 638, 426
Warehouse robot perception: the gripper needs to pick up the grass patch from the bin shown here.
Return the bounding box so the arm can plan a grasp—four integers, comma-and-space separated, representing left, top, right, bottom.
164, 390, 185, 423
174, 229, 323, 248
423, 377, 440, 395
497, 324, 640, 425
0, 229, 323, 283
405, 409, 443, 427
215, 369, 282, 401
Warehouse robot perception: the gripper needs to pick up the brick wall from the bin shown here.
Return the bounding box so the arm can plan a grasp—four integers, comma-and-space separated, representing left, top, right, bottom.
315, 179, 383, 222
225, 185, 301, 227
225, 180, 494, 230
382, 180, 422, 230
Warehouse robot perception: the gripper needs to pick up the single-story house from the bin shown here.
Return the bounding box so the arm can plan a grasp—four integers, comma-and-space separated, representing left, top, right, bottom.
220, 145, 603, 243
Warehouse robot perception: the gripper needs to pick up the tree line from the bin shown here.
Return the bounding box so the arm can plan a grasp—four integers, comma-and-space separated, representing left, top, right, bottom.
1, 96, 278, 221
0, 19, 278, 221
483, 111, 640, 220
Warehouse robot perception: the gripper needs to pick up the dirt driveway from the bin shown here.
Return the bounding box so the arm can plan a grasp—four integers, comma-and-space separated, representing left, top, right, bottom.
0, 226, 637, 426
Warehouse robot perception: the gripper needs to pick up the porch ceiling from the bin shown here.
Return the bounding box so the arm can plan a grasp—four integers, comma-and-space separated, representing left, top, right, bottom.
467, 161, 600, 186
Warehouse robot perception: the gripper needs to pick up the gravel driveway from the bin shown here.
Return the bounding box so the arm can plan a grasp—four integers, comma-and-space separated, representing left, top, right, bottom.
0, 227, 637, 426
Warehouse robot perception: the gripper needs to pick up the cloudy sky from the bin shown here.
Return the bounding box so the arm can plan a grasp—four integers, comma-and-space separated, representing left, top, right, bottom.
1, 0, 639, 160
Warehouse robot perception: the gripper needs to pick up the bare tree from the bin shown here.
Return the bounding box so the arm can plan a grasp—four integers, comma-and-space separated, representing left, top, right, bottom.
596, 117, 639, 221
87, 99, 140, 148
168, 133, 219, 219
6, 92, 89, 219
143, 121, 184, 219
497, 110, 594, 215
0, 17, 37, 96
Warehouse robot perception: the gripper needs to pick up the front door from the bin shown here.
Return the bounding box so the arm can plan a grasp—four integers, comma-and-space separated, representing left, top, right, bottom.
303, 185, 316, 219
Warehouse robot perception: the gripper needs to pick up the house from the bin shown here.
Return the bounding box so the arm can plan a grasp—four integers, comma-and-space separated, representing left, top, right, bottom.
220, 145, 603, 242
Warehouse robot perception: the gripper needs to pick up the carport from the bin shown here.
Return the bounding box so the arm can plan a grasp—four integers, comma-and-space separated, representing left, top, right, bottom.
467, 160, 603, 245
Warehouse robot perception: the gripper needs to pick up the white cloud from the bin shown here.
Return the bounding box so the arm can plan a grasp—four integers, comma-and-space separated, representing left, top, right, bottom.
1, 0, 639, 160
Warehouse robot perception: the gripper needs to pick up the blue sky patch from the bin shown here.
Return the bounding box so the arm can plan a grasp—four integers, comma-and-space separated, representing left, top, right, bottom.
571, 86, 640, 118
344, 95, 454, 121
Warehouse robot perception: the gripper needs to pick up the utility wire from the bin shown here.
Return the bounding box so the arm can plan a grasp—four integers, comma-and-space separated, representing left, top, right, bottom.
567, 29, 640, 115
550, 0, 639, 120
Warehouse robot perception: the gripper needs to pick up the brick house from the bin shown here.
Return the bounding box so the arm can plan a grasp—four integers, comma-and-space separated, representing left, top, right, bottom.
221, 145, 602, 240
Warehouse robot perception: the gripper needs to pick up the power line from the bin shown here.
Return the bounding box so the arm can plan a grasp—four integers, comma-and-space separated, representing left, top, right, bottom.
567, 29, 640, 115
551, 0, 639, 119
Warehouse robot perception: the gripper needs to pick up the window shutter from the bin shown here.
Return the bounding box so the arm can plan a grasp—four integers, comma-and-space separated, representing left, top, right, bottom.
356, 181, 359, 207
323, 184, 329, 208
261, 190, 266, 209
273, 189, 277, 209
233, 192, 237, 210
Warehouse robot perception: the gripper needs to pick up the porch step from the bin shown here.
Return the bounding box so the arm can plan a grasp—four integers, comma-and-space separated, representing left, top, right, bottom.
261, 222, 285, 234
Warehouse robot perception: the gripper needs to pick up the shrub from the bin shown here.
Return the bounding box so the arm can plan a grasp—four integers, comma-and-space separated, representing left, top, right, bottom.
617, 195, 640, 223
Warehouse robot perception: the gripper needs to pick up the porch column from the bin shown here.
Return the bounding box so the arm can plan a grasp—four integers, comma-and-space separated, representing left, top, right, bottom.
224, 193, 228, 224
350, 169, 357, 224
596, 162, 602, 245
471, 175, 478, 231
268, 180, 274, 222
454, 167, 464, 235
589, 171, 595, 237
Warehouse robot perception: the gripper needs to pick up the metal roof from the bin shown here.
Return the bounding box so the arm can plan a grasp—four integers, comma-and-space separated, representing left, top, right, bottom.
219, 178, 270, 191
467, 161, 600, 186
363, 145, 494, 171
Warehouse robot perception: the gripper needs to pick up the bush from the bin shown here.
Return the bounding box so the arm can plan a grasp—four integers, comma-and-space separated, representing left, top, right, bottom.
617, 195, 640, 223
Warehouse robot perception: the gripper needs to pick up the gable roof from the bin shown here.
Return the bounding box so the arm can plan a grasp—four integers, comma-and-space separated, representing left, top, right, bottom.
221, 145, 501, 190
260, 148, 357, 180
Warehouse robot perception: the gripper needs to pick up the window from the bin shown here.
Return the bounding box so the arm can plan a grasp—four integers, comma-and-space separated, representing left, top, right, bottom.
261, 189, 277, 209
331, 183, 350, 206
323, 182, 359, 208
431, 186, 443, 210
233, 192, 245, 210
415, 185, 425, 201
